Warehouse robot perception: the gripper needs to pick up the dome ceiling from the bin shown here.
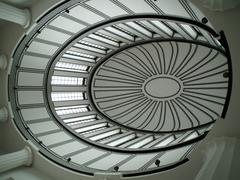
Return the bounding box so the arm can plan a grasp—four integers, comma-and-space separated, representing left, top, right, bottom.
8, 0, 232, 177
90, 41, 228, 132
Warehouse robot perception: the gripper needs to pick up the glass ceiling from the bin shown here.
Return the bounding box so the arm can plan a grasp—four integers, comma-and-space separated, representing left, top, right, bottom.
8, 0, 232, 177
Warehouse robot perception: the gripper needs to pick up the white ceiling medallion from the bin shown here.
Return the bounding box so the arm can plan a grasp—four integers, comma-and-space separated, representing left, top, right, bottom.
9, 0, 232, 177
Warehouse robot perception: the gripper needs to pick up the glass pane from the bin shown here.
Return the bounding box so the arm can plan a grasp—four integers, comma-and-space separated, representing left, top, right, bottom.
49, 16, 86, 33
107, 134, 135, 146
51, 76, 84, 85
75, 123, 107, 133
55, 105, 88, 115
28, 121, 59, 134
71, 149, 106, 165
63, 51, 95, 62
154, 136, 175, 147
18, 91, 44, 105
18, 72, 44, 86
69, 5, 104, 24
86, 0, 128, 17
119, 153, 158, 171
21, 107, 49, 121
181, 24, 197, 38
88, 153, 130, 170
63, 115, 97, 123
74, 42, 106, 54
38, 132, 72, 146
51, 141, 87, 156
21, 55, 49, 70
151, 21, 173, 36
118, 0, 156, 14
27, 41, 58, 56
37, 28, 71, 44
51, 92, 84, 101
128, 136, 154, 148
90, 129, 121, 141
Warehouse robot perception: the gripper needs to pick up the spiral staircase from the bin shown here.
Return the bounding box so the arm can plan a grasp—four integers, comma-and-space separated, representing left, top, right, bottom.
8, 0, 232, 177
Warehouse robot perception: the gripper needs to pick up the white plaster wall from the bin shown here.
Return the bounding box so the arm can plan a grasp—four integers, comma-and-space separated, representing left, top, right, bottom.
0, 166, 54, 180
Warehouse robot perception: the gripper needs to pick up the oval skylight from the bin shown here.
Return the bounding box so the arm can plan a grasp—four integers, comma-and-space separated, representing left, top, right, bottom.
9, 0, 232, 177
